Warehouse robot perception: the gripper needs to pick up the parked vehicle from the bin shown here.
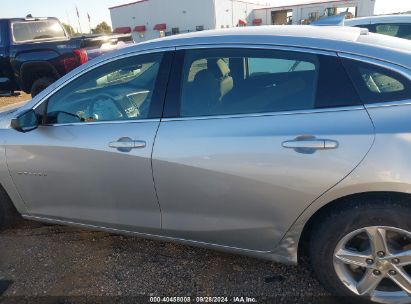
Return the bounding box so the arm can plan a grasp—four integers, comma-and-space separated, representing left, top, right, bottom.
0, 17, 133, 97
313, 13, 411, 40
345, 14, 411, 40
1, 25, 411, 303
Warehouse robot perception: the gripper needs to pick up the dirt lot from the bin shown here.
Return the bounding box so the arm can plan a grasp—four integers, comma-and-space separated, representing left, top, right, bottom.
0, 92, 31, 109
0, 220, 336, 304
0, 92, 337, 304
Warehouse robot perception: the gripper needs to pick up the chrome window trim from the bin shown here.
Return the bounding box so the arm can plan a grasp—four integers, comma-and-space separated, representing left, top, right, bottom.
175, 43, 337, 57
161, 105, 365, 122
32, 46, 175, 111
364, 99, 411, 109
43, 118, 161, 128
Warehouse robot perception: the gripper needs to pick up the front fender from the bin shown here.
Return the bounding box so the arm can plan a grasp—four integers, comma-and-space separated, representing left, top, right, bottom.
0, 135, 28, 214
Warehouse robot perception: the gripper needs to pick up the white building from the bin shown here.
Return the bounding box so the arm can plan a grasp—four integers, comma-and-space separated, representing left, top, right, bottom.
252, 0, 376, 26
109, 0, 267, 42
109, 0, 376, 42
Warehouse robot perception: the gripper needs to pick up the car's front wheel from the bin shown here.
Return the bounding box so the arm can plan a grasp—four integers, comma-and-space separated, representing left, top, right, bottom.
309, 196, 411, 303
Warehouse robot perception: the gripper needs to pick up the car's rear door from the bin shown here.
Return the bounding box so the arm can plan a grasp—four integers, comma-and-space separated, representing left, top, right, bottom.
152, 46, 375, 251
6, 49, 173, 234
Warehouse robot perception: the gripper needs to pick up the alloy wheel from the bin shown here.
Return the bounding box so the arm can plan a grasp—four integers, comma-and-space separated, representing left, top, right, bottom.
333, 226, 411, 303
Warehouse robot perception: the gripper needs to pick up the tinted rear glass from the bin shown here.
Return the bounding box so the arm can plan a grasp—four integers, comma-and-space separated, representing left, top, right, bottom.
343, 58, 411, 104
12, 20, 66, 42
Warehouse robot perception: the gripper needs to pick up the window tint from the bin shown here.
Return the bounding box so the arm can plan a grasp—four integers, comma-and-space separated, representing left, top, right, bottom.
342, 58, 411, 104
46, 53, 163, 124
180, 49, 319, 117
375, 24, 411, 40
316, 55, 361, 108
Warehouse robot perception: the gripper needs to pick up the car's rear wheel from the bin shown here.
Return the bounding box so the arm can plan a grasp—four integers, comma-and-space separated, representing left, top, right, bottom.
31, 77, 55, 97
0, 187, 19, 230
309, 198, 411, 303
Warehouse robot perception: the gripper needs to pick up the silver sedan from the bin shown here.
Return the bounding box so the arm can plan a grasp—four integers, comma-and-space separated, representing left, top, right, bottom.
1, 25, 411, 303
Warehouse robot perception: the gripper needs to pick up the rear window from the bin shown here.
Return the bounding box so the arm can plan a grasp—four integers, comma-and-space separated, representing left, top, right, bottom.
343, 58, 411, 104
11, 20, 66, 43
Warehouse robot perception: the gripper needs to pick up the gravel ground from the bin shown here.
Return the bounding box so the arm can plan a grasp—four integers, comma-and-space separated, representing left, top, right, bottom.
0, 220, 338, 304
0, 92, 31, 108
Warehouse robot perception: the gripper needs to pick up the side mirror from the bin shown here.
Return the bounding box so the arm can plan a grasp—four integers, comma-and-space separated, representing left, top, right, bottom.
11, 109, 39, 133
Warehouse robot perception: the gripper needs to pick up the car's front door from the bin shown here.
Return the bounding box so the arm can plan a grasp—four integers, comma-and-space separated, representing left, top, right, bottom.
6, 50, 173, 233
152, 47, 375, 251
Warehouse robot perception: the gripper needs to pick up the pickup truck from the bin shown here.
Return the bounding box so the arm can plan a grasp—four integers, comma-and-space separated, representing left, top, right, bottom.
0, 17, 133, 96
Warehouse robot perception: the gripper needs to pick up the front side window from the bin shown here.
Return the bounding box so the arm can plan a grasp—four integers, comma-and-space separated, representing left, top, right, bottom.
46, 53, 163, 124
343, 58, 411, 104
180, 49, 320, 117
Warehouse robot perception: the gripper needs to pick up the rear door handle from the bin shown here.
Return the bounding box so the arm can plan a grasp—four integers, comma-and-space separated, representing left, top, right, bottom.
282, 139, 338, 150
109, 137, 146, 152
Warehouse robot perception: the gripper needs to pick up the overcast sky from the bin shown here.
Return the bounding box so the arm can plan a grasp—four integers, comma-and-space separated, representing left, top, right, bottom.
1, 0, 410, 32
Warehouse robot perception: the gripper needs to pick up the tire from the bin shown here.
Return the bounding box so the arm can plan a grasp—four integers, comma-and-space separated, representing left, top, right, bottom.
0, 186, 19, 230
309, 195, 411, 303
30, 77, 55, 97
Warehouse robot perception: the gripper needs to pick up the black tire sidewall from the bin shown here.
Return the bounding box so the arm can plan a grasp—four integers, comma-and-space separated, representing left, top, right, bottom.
310, 202, 411, 301
31, 77, 55, 97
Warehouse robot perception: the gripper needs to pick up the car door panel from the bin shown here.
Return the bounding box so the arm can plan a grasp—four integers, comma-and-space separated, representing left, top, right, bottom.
152, 109, 374, 251
6, 121, 162, 232
5, 51, 173, 233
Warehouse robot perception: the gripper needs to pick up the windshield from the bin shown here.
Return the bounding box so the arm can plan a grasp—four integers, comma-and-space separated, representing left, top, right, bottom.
12, 19, 67, 43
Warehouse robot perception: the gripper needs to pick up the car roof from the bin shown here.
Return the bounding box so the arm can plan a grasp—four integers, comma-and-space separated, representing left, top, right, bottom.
145, 25, 365, 45
345, 14, 411, 26
107, 25, 411, 70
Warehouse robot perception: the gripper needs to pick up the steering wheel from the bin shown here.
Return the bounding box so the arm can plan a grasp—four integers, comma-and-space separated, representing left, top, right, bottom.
88, 93, 128, 122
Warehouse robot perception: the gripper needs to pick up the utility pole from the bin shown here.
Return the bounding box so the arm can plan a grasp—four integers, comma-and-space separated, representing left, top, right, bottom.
76, 6, 82, 34
87, 13, 91, 34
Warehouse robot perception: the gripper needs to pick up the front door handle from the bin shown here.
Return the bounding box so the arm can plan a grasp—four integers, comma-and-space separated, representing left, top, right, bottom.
109, 137, 146, 152
282, 138, 338, 153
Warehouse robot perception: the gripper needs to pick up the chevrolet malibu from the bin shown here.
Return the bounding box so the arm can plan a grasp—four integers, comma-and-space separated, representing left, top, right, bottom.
1, 26, 411, 303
